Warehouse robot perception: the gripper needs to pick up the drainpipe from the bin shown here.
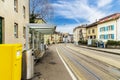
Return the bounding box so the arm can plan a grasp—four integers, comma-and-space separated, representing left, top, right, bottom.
26, 25, 29, 50
116, 19, 117, 41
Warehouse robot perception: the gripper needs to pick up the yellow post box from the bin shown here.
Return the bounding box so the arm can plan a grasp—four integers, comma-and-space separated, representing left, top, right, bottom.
0, 44, 22, 80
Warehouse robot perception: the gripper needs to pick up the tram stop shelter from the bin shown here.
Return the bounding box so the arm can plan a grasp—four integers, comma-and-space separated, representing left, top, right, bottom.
25, 23, 56, 58
22, 23, 56, 80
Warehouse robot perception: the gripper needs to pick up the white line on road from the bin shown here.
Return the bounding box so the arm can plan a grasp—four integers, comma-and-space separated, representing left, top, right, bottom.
56, 47, 77, 80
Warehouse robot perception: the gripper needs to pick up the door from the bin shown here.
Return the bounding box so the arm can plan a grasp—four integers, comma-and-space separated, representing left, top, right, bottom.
0, 18, 2, 44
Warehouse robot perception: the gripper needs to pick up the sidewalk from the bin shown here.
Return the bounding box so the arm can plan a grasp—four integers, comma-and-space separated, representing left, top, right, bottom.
32, 45, 72, 80
75, 44, 120, 55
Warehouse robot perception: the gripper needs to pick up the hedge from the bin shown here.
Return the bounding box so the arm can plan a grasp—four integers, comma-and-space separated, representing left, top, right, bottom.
78, 40, 87, 45
106, 40, 120, 46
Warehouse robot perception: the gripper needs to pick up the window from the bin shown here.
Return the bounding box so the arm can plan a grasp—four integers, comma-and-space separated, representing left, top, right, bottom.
23, 6, 26, 18
94, 35, 96, 39
111, 25, 114, 30
108, 26, 111, 30
14, 23, 18, 38
111, 34, 114, 39
105, 27, 108, 31
105, 35, 108, 39
23, 27, 26, 38
108, 34, 114, 39
108, 25, 114, 31
14, 0, 18, 12
88, 30, 90, 34
0, 17, 3, 44
100, 27, 105, 32
90, 36, 92, 39
100, 35, 104, 39
92, 29, 95, 33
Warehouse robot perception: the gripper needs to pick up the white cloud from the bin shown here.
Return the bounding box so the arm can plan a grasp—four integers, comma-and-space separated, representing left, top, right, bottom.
53, 0, 111, 23
52, 0, 112, 23
56, 23, 88, 34
97, 0, 113, 7
52, 0, 114, 33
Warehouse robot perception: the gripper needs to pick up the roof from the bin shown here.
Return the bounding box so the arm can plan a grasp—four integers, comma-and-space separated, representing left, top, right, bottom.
86, 22, 97, 28
34, 18, 46, 23
73, 24, 87, 32
27, 23, 56, 34
99, 13, 120, 24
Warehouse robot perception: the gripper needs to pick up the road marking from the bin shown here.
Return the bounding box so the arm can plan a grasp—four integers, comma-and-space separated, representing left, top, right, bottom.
56, 47, 77, 80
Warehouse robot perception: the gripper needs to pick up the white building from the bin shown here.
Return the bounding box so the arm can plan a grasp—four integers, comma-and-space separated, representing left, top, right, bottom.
97, 13, 120, 42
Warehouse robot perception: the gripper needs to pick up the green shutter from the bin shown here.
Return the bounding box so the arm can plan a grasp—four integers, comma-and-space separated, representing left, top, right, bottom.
0, 18, 2, 44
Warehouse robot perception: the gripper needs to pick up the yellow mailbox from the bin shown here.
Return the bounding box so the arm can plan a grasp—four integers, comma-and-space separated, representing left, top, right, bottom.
0, 44, 22, 80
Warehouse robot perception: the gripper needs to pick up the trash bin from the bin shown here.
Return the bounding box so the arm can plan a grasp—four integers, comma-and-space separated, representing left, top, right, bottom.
22, 49, 34, 80
100, 42, 104, 48
0, 44, 22, 80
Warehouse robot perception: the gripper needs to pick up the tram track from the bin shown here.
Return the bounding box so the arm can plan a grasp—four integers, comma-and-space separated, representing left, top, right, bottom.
57, 45, 120, 80
64, 46, 120, 79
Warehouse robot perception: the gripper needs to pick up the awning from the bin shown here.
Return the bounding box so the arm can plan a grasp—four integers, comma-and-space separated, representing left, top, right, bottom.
26, 23, 56, 50
27, 23, 56, 34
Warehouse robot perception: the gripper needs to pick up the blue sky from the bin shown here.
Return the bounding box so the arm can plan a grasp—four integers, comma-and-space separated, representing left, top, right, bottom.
49, 0, 120, 34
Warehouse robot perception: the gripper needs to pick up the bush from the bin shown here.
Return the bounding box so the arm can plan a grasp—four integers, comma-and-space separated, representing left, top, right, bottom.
78, 40, 87, 45
107, 40, 120, 46
91, 39, 97, 47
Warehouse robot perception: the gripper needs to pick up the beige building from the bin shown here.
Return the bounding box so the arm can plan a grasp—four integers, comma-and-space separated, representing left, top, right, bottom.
73, 25, 87, 44
0, 0, 29, 49
86, 22, 98, 39
34, 18, 46, 23
44, 32, 62, 44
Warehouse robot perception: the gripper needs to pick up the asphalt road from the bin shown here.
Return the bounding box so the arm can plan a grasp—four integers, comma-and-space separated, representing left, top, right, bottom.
56, 44, 120, 80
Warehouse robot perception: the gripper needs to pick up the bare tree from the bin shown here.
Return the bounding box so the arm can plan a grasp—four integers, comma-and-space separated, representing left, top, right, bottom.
30, 0, 54, 23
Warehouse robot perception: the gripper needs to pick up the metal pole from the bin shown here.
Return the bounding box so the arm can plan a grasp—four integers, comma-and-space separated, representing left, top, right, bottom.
32, 30, 35, 49
26, 25, 29, 50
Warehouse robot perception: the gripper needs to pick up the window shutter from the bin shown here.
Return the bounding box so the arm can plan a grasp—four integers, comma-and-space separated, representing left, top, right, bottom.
111, 25, 114, 30
111, 34, 114, 39
106, 34, 108, 39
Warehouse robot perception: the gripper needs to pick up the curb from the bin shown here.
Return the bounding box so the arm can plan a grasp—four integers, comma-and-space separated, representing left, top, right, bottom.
77, 45, 120, 56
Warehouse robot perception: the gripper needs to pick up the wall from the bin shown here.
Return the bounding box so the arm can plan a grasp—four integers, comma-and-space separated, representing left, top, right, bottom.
117, 18, 120, 40
73, 27, 87, 44
86, 26, 97, 39
0, 0, 29, 49
97, 20, 117, 42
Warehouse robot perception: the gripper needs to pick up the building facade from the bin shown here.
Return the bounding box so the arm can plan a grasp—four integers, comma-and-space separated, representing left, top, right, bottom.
0, 0, 29, 48
44, 32, 62, 44
73, 25, 87, 44
86, 22, 97, 39
97, 13, 120, 42
34, 18, 46, 23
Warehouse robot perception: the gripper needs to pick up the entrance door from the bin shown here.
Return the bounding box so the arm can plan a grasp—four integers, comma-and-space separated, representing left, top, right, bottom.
0, 18, 2, 44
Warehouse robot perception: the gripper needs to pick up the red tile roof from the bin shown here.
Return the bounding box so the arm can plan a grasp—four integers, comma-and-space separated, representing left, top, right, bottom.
99, 13, 120, 23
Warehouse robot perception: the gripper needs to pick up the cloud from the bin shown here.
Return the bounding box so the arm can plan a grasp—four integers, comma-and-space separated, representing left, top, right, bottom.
51, 0, 120, 33
52, 0, 113, 23
97, 0, 113, 7
56, 23, 88, 34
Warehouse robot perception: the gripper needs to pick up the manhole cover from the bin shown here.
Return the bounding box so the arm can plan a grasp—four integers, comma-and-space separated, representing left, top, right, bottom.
49, 61, 56, 65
